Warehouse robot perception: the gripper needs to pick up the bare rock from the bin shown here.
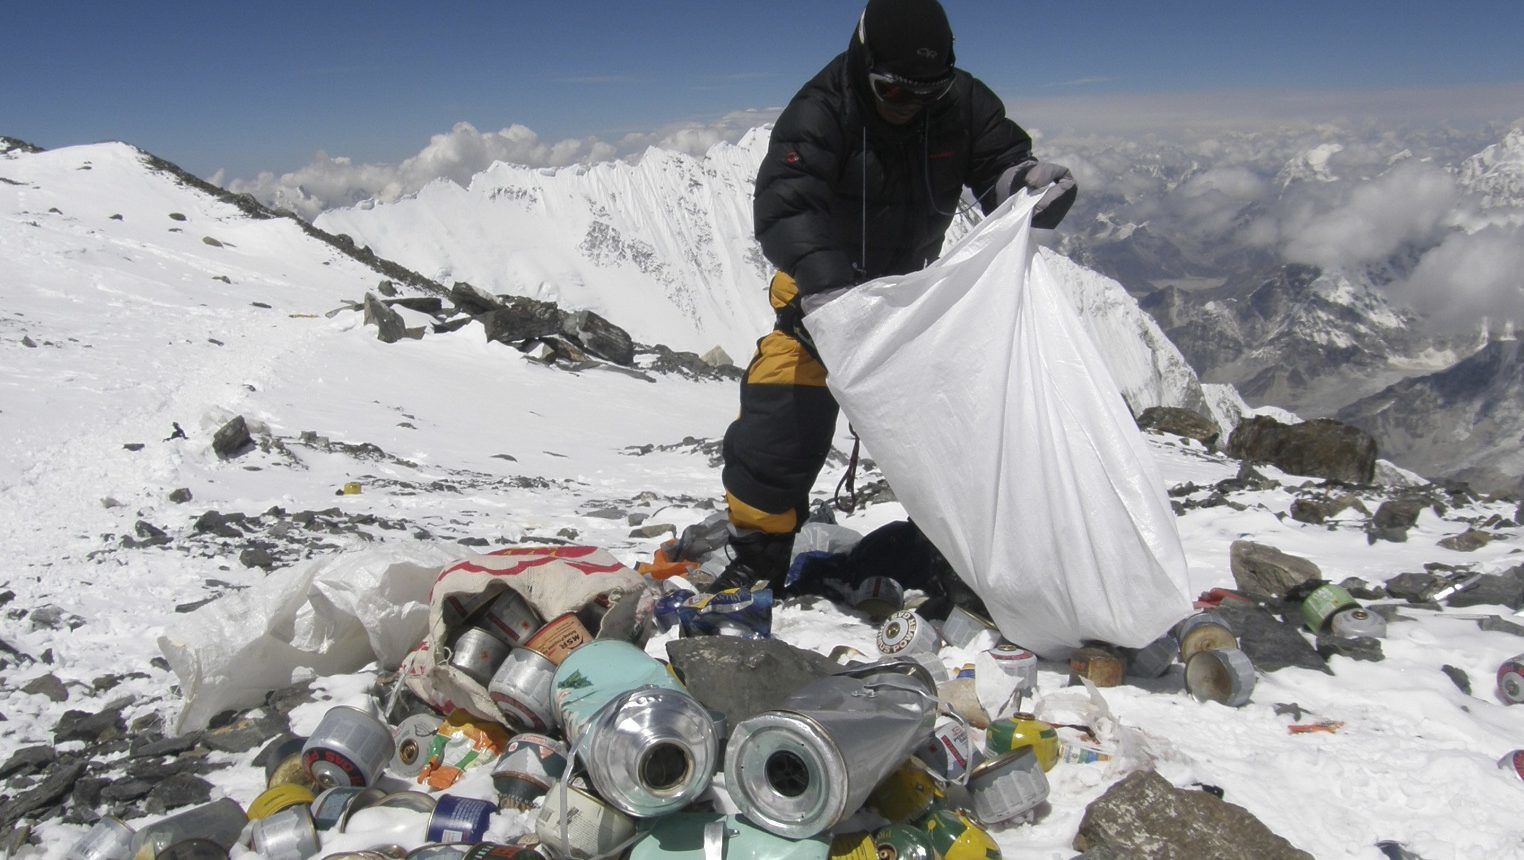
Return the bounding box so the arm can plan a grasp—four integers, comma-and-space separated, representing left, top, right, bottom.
21, 674, 67, 703
666, 637, 842, 730
362, 292, 407, 344
0, 760, 86, 830
54, 700, 128, 744
562, 309, 635, 365
0, 747, 55, 779
211, 416, 254, 459
1230, 541, 1322, 599
1441, 664, 1472, 695
1384, 572, 1444, 603
1446, 570, 1524, 610
144, 773, 214, 814
1438, 528, 1494, 552
1213, 601, 1329, 675
1315, 633, 1384, 662
169, 488, 193, 504
1074, 769, 1312, 859
1227, 416, 1377, 485
1481, 615, 1524, 637
1137, 406, 1220, 448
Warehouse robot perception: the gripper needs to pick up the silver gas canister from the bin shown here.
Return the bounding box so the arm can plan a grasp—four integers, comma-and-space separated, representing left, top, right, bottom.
726, 669, 939, 839
851, 576, 905, 620
249, 805, 321, 860
1498, 653, 1524, 704
489, 647, 558, 732
128, 798, 246, 858
390, 713, 441, 779
553, 639, 718, 818
877, 610, 939, 658
966, 747, 1050, 826
1124, 633, 1179, 679
1184, 648, 1257, 707
1330, 607, 1387, 639
477, 589, 544, 647
493, 733, 569, 811
914, 713, 973, 783
1176, 612, 1238, 664
986, 641, 1038, 691
449, 627, 513, 685
535, 781, 638, 860
311, 786, 379, 831
66, 817, 135, 860
939, 607, 996, 650
303, 706, 394, 788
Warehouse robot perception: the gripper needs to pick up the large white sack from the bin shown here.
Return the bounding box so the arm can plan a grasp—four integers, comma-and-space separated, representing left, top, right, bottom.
159, 543, 459, 732
805, 192, 1193, 656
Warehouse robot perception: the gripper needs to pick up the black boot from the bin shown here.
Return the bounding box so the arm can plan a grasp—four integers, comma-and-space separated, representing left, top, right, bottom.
710, 531, 795, 593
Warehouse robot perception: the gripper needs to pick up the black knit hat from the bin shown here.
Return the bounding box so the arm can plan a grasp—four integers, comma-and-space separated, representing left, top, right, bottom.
858, 0, 955, 81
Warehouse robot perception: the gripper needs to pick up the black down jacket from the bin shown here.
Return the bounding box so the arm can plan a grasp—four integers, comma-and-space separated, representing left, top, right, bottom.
754, 36, 1034, 297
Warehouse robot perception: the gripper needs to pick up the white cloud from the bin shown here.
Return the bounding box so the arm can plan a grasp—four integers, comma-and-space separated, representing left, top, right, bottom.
1391, 224, 1524, 332
1281, 160, 1459, 270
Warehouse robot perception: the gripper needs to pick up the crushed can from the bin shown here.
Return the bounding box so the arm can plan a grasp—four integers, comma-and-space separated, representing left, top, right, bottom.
66, 817, 135, 860
303, 706, 393, 788
477, 588, 544, 647
986, 641, 1038, 691
448, 626, 513, 685
1123, 633, 1178, 679
1184, 647, 1257, 707
1176, 612, 1238, 664
248, 784, 316, 821
656, 587, 775, 639
527, 612, 594, 665
983, 715, 1058, 771
1068, 645, 1124, 687
1300, 583, 1359, 632
493, 733, 569, 811
728, 669, 938, 838
1497, 653, 1524, 704
489, 646, 559, 732
922, 810, 1000, 860
851, 576, 905, 621
248, 805, 321, 860
966, 748, 1048, 826
427, 795, 496, 844
874, 825, 935, 860
878, 610, 940, 657
535, 781, 638, 860
629, 813, 831, 860
1330, 606, 1387, 639
868, 758, 946, 824
553, 639, 718, 817
914, 714, 973, 783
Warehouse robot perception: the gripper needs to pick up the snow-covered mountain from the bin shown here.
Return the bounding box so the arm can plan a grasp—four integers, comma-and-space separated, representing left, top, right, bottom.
1460, 126, 1524, 210
7, 136, 1524, 859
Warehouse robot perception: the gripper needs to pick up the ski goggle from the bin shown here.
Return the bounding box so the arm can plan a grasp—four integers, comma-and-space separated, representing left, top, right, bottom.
868, 68, 955, 106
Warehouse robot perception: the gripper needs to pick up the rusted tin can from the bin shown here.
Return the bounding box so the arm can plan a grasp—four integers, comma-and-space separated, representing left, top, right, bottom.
128, 798, 246, 857
493, 733, 569, 811
303, 706, 393, 788
867, 758, 945, 824
1124, 633, 1179, 679
310, 786, 380, 832
1184, 647, 1257, 707
489, 647, 559, 731
986, 641, 1038, 691
426, 795, 495, 844
877, 610, 940, 657
874, 825, 935, 860
449, 626, 513, 685
478, 589, 544, 647
728, 671, 938, 838
851, 576, 905, 620
158, 840, 228, 860
1498, 749, 1524, 779
527, 612, 593, 665
914, 714, 973, 783
939, 607, 996, 650
553, 639, 717, 817
248, 784, 316, 821
1176, 612, 1238, 664
922, 810, 999, 860
66, 817, 135, 860
1300, 584, 1359, 632
249, 805, 320, 860
1497, 653, 1524, 704
1330, 607, 1387, 639
966, 748, 1049, 826
1068, 645, 1125, 687
390, 712, 440, 779
535, 782, 638, 860
983, 715, 1058, 771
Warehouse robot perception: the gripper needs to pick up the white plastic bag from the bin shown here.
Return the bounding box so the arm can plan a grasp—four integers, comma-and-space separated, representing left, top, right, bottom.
804, 192, 1193, 656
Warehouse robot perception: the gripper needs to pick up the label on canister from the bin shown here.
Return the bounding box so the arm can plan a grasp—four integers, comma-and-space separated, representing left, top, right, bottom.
462, 845, 547, 860
303, 706, 393, 788
852, 576, 905, 620
526, 613, 593, 665
1300, 584, 1359, 632
878, 610, 939, 657
1497, 654, 1524, 704
535, 782, 637, 860
427, 795, 495, 844
478, 589, 543, 647
922, 810, 998, 860
987, 641, 1038, 690
983, 715, 1058, 770
914, 715, 972, 782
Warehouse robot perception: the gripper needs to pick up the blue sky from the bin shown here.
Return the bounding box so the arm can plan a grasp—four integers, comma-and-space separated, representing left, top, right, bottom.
6, 1, 1524, 181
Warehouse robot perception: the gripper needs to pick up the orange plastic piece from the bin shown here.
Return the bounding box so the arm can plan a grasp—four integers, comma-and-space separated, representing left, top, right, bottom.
1288, 721, 1345, 734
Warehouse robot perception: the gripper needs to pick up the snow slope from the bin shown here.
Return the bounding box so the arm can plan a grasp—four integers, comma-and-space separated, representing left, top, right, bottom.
4, 142, 1524, 859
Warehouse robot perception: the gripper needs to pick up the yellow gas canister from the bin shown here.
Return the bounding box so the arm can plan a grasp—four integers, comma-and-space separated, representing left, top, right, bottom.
248, 784, 315, 820
868, 759, 946, 824
924, 810, 1000, 860
983, 714, 1059, 771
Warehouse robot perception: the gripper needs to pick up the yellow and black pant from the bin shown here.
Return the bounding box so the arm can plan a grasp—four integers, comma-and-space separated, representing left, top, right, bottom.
721, 272, 840, 536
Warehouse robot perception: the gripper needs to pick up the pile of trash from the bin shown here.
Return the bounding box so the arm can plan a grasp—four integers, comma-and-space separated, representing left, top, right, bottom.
68, 513, 1501, 860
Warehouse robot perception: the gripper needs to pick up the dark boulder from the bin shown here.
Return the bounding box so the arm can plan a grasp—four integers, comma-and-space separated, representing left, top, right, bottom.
666, 637, 842, 730
1227, 416, 1377, 484
362, 292, 408, 344
478, 297, 563, 344
1137, 406, 1220, 448
211, 416, 254, 460
563, 309, 635, 365
1229, 541, 1322, 600
1212, 601, 1329, 675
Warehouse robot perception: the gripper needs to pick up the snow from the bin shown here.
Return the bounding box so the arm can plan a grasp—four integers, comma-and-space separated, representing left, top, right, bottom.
5, 142, 1524, 860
